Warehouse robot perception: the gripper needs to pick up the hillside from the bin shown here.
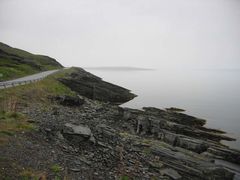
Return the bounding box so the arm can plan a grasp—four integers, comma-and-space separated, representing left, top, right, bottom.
0, 42, 63, 81
0, 44, 239, 179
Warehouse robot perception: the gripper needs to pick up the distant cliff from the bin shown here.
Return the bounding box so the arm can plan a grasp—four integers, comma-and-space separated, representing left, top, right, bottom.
0, 42, 63, 81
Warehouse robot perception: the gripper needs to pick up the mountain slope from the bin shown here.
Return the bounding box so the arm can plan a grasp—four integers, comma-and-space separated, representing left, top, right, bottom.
0, 42, 63, 81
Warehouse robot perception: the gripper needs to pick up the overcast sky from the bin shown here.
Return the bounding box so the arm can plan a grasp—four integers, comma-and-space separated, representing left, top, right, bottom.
0, 0, 240, 69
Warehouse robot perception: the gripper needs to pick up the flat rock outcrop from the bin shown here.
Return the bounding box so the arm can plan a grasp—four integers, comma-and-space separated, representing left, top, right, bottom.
58, 67, 136, 104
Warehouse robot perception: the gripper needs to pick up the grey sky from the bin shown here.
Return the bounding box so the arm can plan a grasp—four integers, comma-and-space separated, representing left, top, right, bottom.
0, 0, 240, 69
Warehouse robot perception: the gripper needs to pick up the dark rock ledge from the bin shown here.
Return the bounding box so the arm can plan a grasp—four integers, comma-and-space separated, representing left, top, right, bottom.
58, 67, 136, 104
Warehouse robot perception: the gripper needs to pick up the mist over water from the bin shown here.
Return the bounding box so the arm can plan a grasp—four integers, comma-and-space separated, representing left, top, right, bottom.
1, 0, 240, 70
86, 68, 240, 149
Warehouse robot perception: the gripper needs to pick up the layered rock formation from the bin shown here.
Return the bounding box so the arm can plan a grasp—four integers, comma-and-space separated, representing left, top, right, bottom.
58, 67, 136, 104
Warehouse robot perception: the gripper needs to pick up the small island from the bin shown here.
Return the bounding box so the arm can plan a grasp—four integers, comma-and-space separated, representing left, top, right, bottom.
84, 66, 154, 71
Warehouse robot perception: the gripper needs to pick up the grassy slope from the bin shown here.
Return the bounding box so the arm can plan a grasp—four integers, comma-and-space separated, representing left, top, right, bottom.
0, 68, 77, 179
0, 42, 63, 81
0, 111, 34, 144
0, 68, 76, 104
0, 68, 76, 143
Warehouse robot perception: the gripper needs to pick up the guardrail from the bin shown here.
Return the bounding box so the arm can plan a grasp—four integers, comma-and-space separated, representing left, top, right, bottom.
0, 77, 45, 89
0, 69, 62, 90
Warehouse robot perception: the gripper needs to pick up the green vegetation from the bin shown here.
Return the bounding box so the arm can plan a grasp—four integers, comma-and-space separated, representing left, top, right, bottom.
0, 67, 77, 144
50, 164, 62, 180
0, 111, 35, 144
120, 176, 129, 180
0, 157, 46, 180
0, 68, 74, 179
0, 158, 37, 180
0, 42, 63, 81
0, 55, 75, 179
0, 68, 76, 144
19, 169, 44, 180
143, 147, 152, 155
0, 68, 76, 104
50, 164, 62, 174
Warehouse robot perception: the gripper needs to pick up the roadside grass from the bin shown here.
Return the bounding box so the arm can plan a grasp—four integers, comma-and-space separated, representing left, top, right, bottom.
0, 64, 37, 81
0, 158, 47, 180
50, 164, 62, 174
120, 176, 129, 180
0, 111, 35, 145
19, 169, 46, 180
50, 164, 63, 180
0, 67, 76, 104
0, 68, 76, 144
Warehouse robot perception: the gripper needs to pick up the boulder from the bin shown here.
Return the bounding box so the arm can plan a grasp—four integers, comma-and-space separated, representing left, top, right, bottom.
54, 95, 85, 106
61, 123, 95, 144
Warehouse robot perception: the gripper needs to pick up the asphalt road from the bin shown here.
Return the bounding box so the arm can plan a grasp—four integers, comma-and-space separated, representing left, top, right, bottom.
0, 69, 61, 89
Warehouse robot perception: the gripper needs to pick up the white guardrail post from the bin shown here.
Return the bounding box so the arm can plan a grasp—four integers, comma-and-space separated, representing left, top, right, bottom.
0, 69, 61, 89
0, 77, 42, 89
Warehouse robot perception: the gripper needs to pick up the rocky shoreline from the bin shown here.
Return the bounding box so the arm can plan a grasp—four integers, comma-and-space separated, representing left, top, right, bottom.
1, 67, 240, 179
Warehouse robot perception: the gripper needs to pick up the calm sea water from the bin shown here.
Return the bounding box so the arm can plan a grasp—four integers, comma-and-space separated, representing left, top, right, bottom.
86, 68, 240, 149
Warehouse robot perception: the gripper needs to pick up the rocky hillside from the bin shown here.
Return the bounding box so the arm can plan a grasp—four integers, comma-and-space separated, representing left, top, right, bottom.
0, 42, 63, 81
0, 68, 240, 179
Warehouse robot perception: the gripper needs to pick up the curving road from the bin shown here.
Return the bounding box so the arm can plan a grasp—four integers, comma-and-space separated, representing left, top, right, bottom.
0, 69, 61, 89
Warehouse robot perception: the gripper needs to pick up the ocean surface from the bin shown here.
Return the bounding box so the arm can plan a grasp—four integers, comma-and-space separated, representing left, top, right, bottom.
86, 68, 240, 149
